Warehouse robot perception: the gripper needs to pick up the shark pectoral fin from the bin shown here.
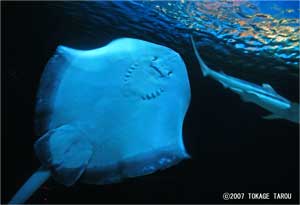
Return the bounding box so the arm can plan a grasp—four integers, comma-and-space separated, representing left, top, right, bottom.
240, 96, 250, 102
219, 81, 229, 88
262, 114, 282, 120
239, 92, 255, 103
34, 124, 93, 186
230, 87, 243, 94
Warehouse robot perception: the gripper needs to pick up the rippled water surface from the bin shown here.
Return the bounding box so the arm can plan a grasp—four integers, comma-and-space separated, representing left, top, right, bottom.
152, 1, 299, 63
55, 1, 299, 79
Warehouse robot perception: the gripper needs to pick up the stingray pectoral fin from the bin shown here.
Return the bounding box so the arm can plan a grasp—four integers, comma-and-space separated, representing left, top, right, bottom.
34, 124, 93, 186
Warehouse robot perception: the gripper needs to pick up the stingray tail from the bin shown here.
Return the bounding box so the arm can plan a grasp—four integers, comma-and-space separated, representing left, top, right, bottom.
8, 166, 50, 204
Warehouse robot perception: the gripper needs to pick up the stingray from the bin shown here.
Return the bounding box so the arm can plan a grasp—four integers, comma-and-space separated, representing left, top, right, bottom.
9, 38, 191, 203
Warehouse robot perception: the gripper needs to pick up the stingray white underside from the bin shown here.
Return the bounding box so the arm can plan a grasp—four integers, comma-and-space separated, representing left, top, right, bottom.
34, 38, 191, 186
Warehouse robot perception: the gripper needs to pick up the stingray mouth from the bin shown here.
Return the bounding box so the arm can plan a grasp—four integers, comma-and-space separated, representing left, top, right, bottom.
122, 56, 173, 101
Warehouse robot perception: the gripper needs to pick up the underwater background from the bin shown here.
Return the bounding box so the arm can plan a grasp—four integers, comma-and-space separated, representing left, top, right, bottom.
2, 1, 299, 204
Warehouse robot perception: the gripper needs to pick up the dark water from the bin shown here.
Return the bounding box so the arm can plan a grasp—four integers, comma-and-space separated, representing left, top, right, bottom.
2, 1, 299, 204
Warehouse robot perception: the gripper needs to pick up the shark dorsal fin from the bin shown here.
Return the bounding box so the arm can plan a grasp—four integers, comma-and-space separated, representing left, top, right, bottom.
262, 83, 277, 93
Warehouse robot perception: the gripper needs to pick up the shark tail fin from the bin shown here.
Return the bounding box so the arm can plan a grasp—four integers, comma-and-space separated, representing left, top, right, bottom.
190, 36, 210, 77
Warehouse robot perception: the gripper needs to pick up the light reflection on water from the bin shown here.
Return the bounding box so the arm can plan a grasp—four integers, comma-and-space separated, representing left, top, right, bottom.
145, 1, 299, 66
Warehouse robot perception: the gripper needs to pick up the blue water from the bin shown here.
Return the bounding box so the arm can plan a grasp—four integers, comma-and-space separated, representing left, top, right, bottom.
3, 1, 299, 204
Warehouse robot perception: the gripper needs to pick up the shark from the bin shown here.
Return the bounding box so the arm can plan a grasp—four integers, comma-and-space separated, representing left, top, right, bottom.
191, 36, 299, 124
